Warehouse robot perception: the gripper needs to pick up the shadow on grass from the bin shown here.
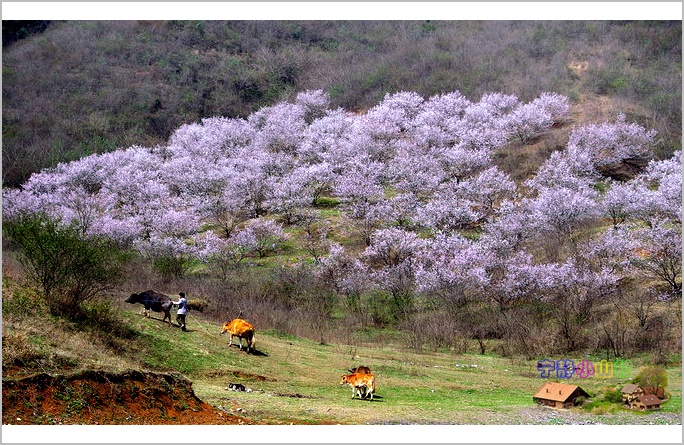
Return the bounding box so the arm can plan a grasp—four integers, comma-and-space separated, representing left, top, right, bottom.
248, 348, 269, 357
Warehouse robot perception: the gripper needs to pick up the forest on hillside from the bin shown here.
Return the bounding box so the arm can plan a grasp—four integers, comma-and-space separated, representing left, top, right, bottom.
2, 20, 681, 186
3, 87, 681, 360
1, 20, 682, 362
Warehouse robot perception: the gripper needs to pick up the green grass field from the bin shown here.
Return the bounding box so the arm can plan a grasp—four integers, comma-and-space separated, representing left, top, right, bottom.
122, 309, 682, 425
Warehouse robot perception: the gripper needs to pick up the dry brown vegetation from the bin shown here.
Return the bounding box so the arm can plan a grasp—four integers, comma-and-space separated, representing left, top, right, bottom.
3, 20, 681, 186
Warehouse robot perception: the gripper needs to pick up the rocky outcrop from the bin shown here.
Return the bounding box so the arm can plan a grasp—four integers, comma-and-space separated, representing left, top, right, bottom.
595, 156, 650, 181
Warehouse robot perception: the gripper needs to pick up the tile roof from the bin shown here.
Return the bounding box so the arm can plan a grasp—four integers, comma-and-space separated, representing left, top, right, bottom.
621, 383, 641, 394
533, 382, 588, 403
636, 394, 662, 406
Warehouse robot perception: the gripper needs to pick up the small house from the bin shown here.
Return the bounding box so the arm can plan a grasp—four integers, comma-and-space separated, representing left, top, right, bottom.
630, 394, 662, 411
533, 382, 590, 409
620, 384, 645, 404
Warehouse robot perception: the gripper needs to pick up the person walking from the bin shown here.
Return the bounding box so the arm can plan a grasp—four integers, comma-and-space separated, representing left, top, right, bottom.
172, 292, 188, 331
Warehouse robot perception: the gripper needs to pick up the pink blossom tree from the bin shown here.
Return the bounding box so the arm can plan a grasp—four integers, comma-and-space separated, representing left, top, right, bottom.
238, 218, 290, 258
638, 152, 682, 225
294, 162, 336, 206
412, 91, 471, 150
631, 222, 682, 296
386, 148, 443, 196
363, 227, 428, 320
531, 92, 570, 122
298, 108, 355, 164
167, 116, 255, 160
417, 183, 484, 233
504, 101, 553, 144
457, 166, 517, 218
566, 114, 657, 180
479, 200, 535, 254
248, 101, 306, 155
265, 173, 312, 224
316, 242, 368, 309
538, 259, 619, 351
295, 89, 331, 124
577, 227, 637, 274
524, 186, 601, 257
600, 180, 651, 229
415, 233, 489, 307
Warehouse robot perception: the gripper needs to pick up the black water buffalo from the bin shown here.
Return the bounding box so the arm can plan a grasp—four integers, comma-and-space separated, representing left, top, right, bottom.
125, 290, 173, 323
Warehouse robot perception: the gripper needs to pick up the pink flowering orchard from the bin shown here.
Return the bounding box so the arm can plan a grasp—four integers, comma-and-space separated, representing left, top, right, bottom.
3, 89, 680, 353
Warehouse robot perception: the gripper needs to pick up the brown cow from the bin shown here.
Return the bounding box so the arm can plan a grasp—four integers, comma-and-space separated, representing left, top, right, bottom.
349, 365, 371, 375
345, 366, 372, 398
340, 372, 375, 401
220, 318, 255, 353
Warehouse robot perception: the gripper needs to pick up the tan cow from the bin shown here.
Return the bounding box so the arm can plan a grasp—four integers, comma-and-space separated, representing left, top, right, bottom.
220, 318, 255, 353
340, 371, 376, 401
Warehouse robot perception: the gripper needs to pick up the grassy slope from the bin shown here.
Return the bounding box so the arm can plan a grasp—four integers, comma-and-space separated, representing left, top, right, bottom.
1, 264, 680, 426
117, 307, 681, 425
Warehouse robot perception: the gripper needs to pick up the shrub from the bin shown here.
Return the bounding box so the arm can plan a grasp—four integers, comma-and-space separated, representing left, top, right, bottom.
603, 387, 624, 404
3, 212, 131, 319
574, 395, 588, 406
2, 285, 41, 319
152, 254, 193, 280
633, 366, 668, 395
77, 299, 138, 340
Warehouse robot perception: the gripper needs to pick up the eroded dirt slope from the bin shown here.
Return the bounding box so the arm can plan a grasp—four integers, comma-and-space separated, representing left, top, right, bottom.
2, 370, 258, 425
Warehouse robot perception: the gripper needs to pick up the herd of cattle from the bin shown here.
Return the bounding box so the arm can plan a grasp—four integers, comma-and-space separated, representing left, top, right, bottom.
125, 289, 377, 400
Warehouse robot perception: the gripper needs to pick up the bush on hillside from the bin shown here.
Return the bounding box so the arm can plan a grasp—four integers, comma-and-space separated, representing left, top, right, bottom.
3, 212, 131, 319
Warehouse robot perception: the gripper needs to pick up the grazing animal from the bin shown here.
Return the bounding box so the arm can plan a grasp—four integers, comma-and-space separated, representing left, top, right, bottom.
125, 290, 172, 323
340, 372, 376, 401
348, 365, 372, 375
220, 318, 256, 353
345, 366, 372, 398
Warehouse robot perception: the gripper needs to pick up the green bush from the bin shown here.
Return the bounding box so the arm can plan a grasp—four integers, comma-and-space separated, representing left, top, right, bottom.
367, 290, 414, 326
78, 299, 137, 340
152, 254, 193, 280
633, 366, 668, 395
3, 212, 131, 319
603, 387, 624, 404
2, 283, 41, 318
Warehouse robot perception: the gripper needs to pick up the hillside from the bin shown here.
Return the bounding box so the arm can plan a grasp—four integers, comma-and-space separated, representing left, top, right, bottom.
2, 20, 681, 186
2, 285, 681, 427
3, 84, 681, 358
1, 19, 681, 432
